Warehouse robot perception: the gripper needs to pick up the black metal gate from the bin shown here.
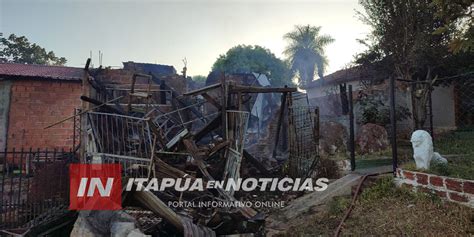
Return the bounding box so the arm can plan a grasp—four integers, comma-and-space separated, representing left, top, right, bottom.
0, 148, 76, 230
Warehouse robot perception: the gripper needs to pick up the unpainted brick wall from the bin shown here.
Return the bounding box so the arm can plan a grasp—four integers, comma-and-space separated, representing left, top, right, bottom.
95, 68, 187, 95
396, 168, 474, 207
95, 68, 135, 85
7, 80, 82, 149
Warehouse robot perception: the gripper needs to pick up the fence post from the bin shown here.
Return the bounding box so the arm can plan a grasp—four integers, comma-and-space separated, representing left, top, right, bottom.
348, 85, 356, 171
390, 76, 398, 176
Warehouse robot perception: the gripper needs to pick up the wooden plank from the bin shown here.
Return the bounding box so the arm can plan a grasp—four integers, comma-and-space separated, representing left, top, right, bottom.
208, 140, 230, 157
183, 83, 221, 96
80, 96, 124, 114
230, 85, 297, 94
202, 92, 222, 110
80, 58, 91, 163
243, 149, 270, 176
193, 113, 222, 141
44, 96, 124, 129
132, 189, 184, 232
182, 138, 258, 219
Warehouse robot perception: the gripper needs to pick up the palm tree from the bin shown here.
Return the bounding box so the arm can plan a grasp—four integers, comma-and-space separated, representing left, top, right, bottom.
284, 25, 334, 86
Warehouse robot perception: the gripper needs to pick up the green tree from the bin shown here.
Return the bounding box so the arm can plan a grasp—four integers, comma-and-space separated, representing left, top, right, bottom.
283, 25, 334, 87
356, 0, 453, 129
212, 45, 292, 86
191, 75, 207, 83
432, 0, 473, 53
0, 34, 67, 65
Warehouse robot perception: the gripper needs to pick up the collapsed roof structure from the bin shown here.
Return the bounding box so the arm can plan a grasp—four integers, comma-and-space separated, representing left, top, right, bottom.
0, 59, 321, 236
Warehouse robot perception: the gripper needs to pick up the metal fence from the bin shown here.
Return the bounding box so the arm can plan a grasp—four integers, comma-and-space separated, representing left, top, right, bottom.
0, 148, 76, 230
287, 106, 320, 179
454, 78, 474, 130
85, 112, 154, 178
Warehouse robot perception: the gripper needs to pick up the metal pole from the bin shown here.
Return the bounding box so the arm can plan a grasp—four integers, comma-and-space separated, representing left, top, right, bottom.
390, 76, 398, 176
348, 85, 355, 171
429, 87, 434, 143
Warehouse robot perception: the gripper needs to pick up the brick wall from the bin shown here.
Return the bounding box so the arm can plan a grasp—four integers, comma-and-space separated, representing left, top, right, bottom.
95, 68, 187, 95
396, 168, 474, 207
7, 80, 82, 149
95, 68, 135, 85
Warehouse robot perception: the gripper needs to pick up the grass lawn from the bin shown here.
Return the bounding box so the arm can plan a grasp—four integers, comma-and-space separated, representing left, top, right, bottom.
401, 130, 474, 180
280, 177, 474, 236
435, 130, 474, 157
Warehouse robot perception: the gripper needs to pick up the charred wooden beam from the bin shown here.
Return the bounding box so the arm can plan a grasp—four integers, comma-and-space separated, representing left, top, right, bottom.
243, 149, 270, 176
80, 96, 124, 114
44, 96, 125, 129
202, 92, 222, 110
272, 92, 287, 159
207, 140, 230, 158
182, 138, 258, 219
132, 189, 184, 233
193, 113, 222, 141
150, 72, 207, 123
229, 85, 297, 94
183, 83, 221, 96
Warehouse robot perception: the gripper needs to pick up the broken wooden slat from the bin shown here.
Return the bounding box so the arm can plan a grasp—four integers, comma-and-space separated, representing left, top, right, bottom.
183, 83, 221, 96
243, 149, 271, 176
193, 113, 222, 141
207, 140, 230, 158
80, 96, 124, 114
229, 85, 297, 94
133, 190, 184, 232
202, 92, 222, 110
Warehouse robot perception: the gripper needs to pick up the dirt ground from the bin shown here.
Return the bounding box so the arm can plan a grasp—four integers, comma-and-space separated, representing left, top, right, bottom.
278, 177, 474, 236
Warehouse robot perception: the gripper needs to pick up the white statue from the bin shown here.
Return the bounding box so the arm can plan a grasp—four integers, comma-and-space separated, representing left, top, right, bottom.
410, 130, 447, 170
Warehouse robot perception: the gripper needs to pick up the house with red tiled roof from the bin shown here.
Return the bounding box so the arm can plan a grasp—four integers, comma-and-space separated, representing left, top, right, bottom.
0, 63, 84, 150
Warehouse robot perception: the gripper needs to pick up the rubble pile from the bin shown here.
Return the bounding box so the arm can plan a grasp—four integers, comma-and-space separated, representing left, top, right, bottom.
73, 61, 318, 236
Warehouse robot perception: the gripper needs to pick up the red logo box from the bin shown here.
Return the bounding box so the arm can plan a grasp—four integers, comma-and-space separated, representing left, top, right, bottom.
69, 164, 122, 210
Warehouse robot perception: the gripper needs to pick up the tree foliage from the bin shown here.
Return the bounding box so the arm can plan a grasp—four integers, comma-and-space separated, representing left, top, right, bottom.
0, 34, 67, 65
284, 25, 334, 87
212, 45, 292, 86
355, 0, 453, 128
432, 0, 473, 53
357, 0, 451, 77
191, 75, 207, 84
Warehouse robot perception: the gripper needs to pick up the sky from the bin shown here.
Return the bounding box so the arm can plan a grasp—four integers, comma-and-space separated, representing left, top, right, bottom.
0, 0, 370, 77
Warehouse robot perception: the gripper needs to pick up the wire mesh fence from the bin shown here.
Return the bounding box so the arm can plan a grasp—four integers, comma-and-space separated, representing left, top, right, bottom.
454, 78, 474, 130
287, 106, 320, 179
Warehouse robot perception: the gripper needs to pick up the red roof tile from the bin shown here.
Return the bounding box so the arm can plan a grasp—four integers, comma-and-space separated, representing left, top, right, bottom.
0, 63, 83, 81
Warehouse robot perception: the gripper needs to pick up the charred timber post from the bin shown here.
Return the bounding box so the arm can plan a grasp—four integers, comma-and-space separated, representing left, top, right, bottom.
348, 85, 355, 171
160, 80, 166, 104
389, 76, 398, 176
272, 89, 287, 159
80, 58, 91, 162
429, 87, 434, 143
229, 85, 297, 94
221, 73, 227, 141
